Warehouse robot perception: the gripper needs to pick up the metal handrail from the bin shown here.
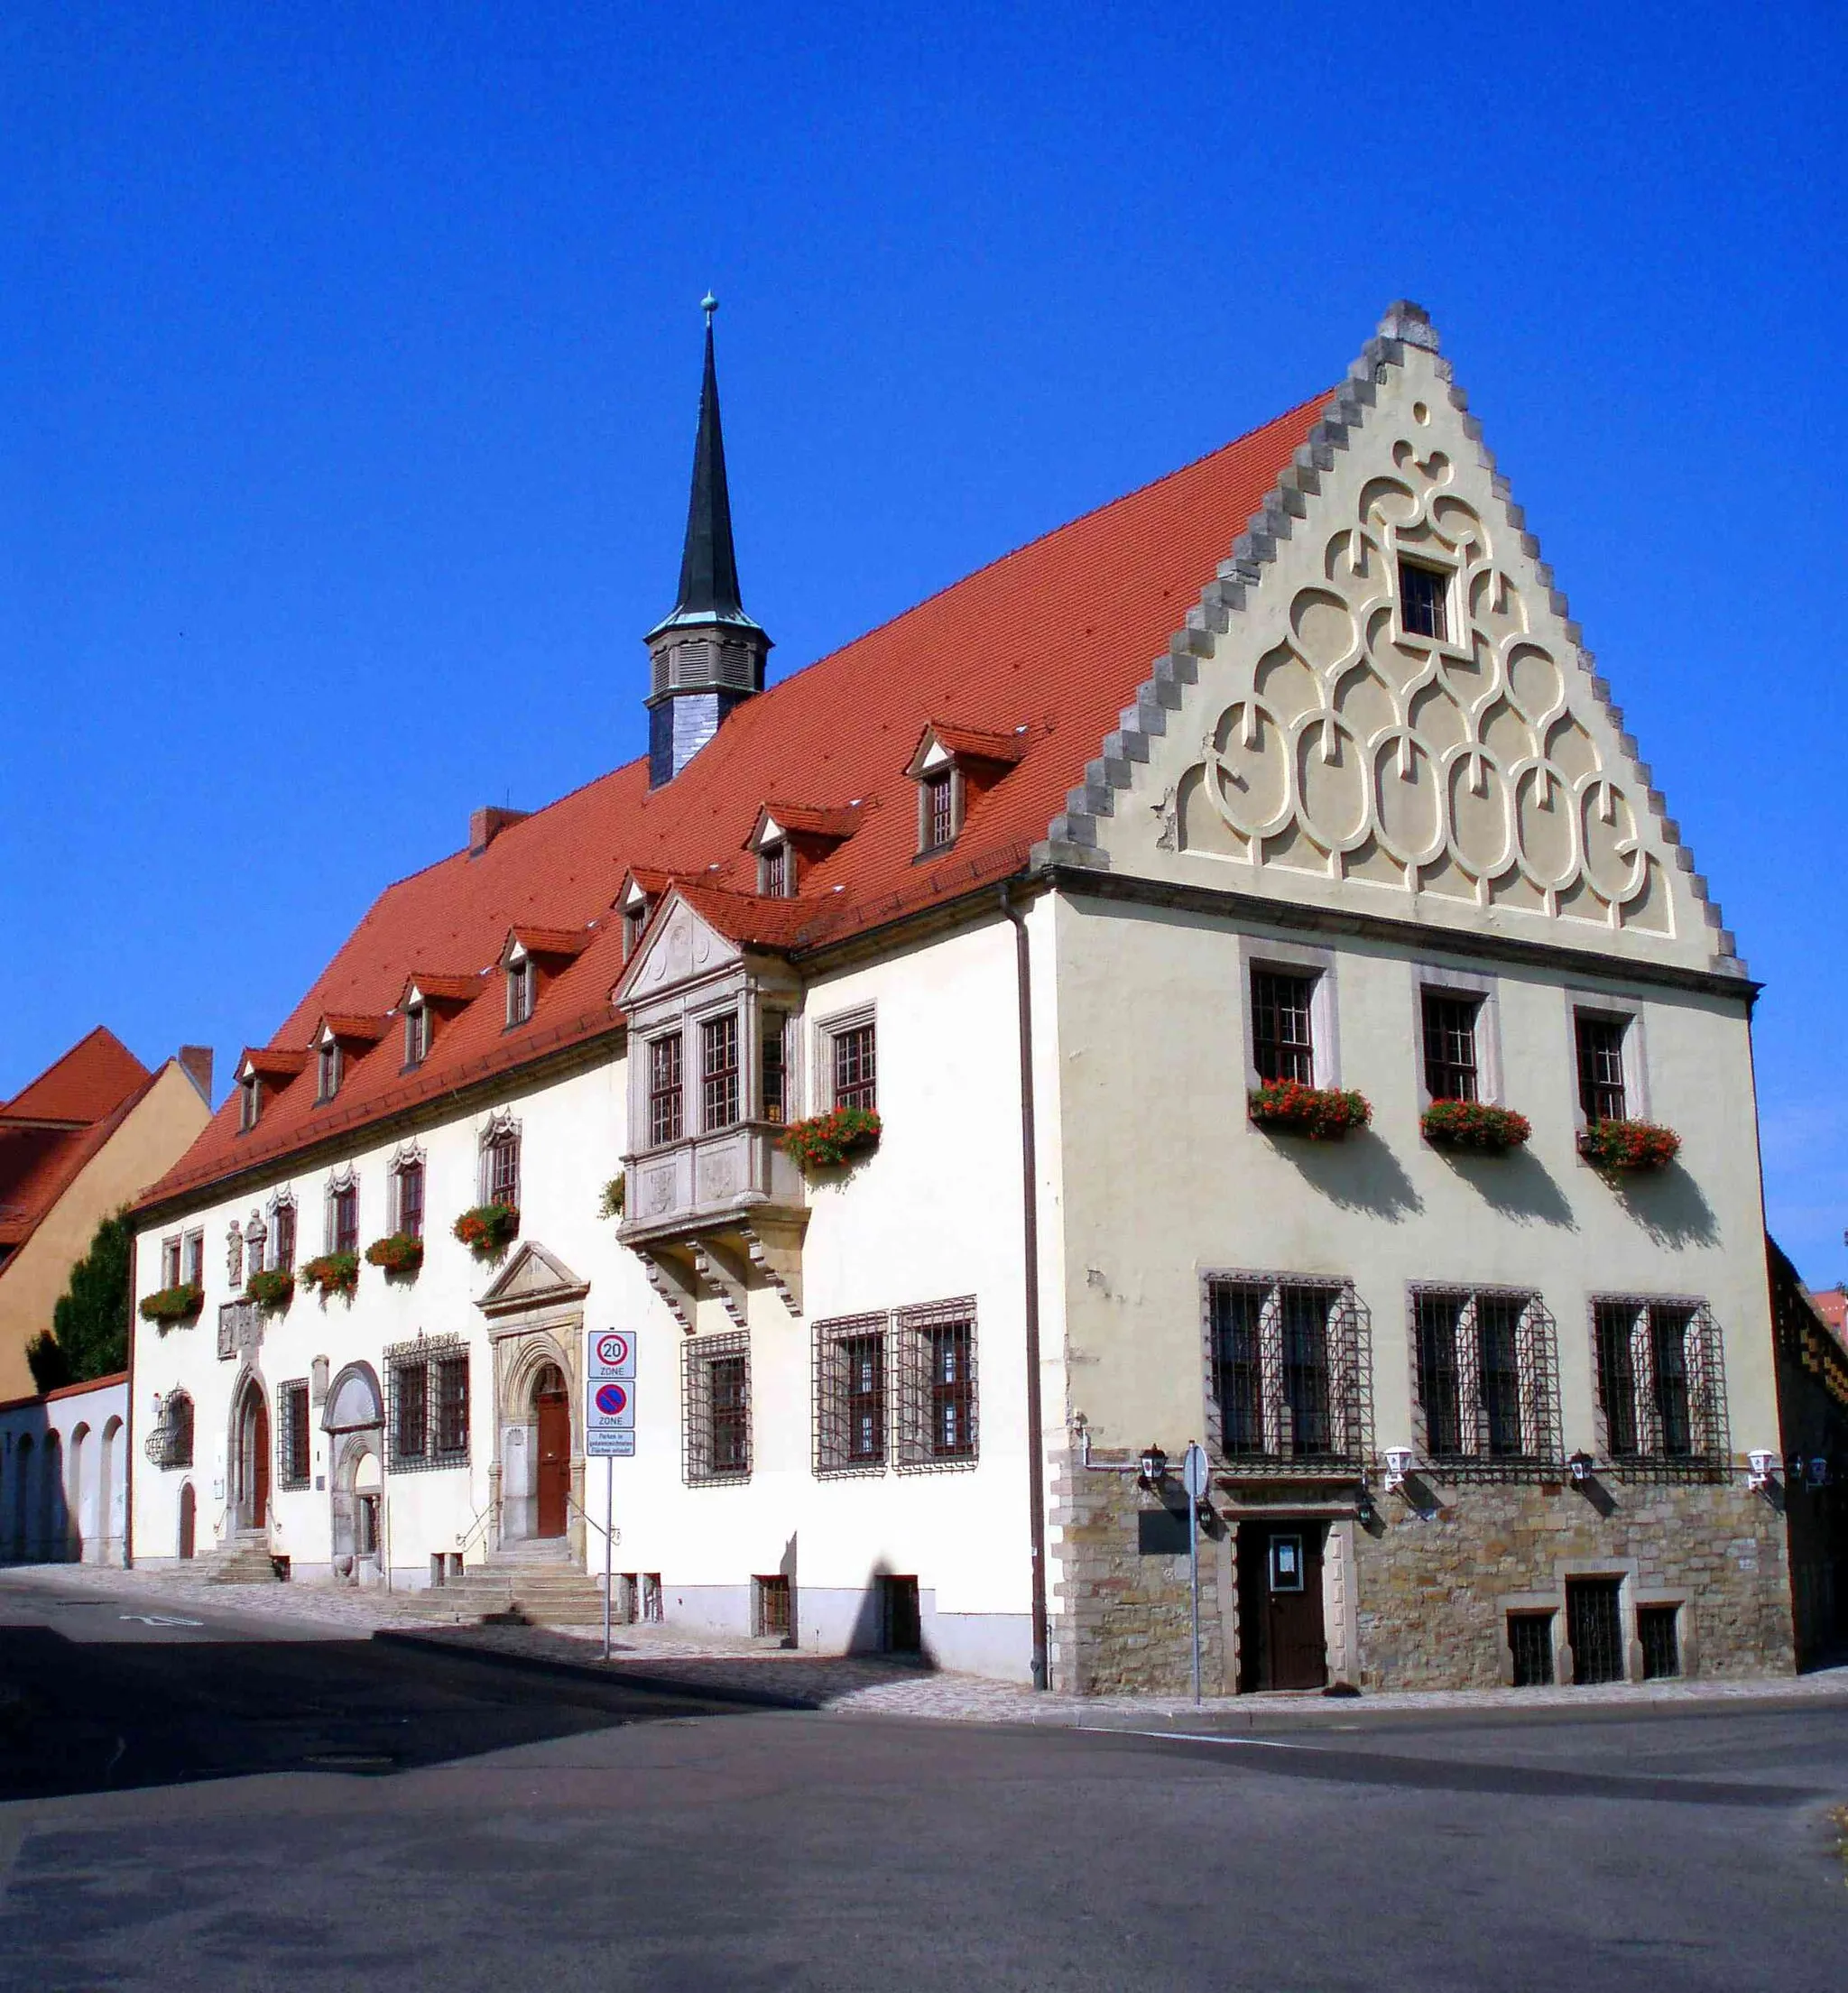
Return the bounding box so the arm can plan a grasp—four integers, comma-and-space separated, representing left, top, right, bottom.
455, 1497, 498, 1561
563, 1489, 621, 1556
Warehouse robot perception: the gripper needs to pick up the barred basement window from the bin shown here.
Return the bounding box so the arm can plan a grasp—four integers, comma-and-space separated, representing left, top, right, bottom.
385, 1335, 472, 1472
1638, 1603, 1681, 1680
1566, 1576, 1625, 1685
1410, 1288, 1562, 1475
650, 1033, 683, 1146
753, 1573, 792, 1639
1250, 970, 1316, 1084
642, 1573, 664, 1622
1575, 1011, 1629, 1123
1508, 1611, 1556, 1687
703, 1012, 740, 1131
683, 1332, 751, 1483
278, 1379, 311, 1490
895, 1298, 977, 1468
1592, 1297, 1729, 1476
1400, 559, 1449, 643
1421, 990, 1482, 1102
1203, 1274, 1372, 1472
814, 1313, 887, 1473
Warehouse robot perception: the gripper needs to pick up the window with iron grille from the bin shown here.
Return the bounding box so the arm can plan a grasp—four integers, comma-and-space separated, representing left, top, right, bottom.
1250, 970, 1317, 1084
814, 1314, 887, 1473
1592, 1297, 1728, 1474
147, 1390, 194, 1470
1566, 1576, 1625, 1684
649, 1033, 683, 1146
762, 1014, 788, 1123
833, 1022, 877, 1112
1203, 1274, 1372, 1472
702, 1012, 740, 1131
683, 1332, 751, 1483
1575, 1011, 1629, 1122
330, 1180, 359, 1256
753, 1573, 792, 1639
385, 1336, 470, 1472
484, 1127, 520, 1208
273, 1201, 296, 1273
1400, 559, 1449, 642
396, 1158, 425, 1239
642, 1573, 664, 1622
895, 1298, 978, 1468
1508, 1611, 1556, 1687
278, 1379, 311, 1490
1411, 1288, 1561, 1475
760, 842, 790, 898
1421, 990, 1482, 1102
1638, 1603, 1681, 1679
922, 770, 956, 853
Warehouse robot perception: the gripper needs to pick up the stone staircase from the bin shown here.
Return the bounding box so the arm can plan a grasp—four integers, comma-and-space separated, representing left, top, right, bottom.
201, 1531, 284, 1585
409, 1536, 607, 1629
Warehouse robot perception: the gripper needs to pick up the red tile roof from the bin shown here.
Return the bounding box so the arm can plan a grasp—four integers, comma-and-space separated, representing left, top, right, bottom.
142, 388, 1328, 1212
1, 1030, 159, 1250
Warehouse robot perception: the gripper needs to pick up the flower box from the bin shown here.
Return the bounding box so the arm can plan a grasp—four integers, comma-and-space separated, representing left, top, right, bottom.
1578, 1119, 1680, 1172
300, 1251, 361, 1298
1247, 1081, 1372, 1141
245, 1268, 296, 1310
139, 1282, 203, 1327
453, 1203, 520, 1257
1422, 1100, 1532, 1153
781, 1105, 882, 1172
365, 1232, 424, 1277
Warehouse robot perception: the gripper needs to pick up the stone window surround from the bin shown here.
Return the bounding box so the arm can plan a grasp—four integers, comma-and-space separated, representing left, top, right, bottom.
388, 1141, 427, 1234
813, 1002, 875, 1113
276, 1377, 312, 1491
1401, 1282, 1562, 1476
1495, 1561, 1695, 1685
1197, 1267, 1372, 1471
266, 1189, 297, 1273
1392, 548, 1468, 660
323, 1165, 360, 1254
1235, 935, 1343, 1091
1409, 961, 1506, 1108
384, 1333, 471, 1474
1562, 985, 1652, 1130
476, 1111, 521, 1206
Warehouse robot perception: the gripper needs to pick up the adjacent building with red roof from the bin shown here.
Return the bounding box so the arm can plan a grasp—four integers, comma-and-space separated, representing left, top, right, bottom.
128, 302, 1797, 1693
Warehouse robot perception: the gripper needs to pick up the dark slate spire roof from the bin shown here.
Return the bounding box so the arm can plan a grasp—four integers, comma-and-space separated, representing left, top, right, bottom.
652, 299, 761, 636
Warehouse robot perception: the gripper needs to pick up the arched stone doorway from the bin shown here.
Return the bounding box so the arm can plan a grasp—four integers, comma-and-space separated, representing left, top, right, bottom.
179, 1481, 197, 1560
324, 1362, 384, 1584
532, 1364, 570, 1538
476, 1241, 588, 1556
233, 1374, 270, 1532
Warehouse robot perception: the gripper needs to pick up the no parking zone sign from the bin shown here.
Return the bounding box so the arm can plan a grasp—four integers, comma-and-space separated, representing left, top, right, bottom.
587, 1330, 637, 1457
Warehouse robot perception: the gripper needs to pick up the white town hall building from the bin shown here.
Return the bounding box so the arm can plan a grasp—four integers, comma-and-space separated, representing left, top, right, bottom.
128, 302, 1793, 1694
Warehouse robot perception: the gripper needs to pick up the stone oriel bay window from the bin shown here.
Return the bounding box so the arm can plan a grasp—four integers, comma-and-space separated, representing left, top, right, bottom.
385, 1334, 471, 1472
1203, 1273, 1372, 1473
683, 1331, 751, 1483
1591, 1296, 1730, 1478
1409, 1287, 1562, 1477
902, 723, 1026, 859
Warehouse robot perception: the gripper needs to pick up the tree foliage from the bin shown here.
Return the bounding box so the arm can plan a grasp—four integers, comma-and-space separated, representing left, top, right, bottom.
27, 1208, 134, 1393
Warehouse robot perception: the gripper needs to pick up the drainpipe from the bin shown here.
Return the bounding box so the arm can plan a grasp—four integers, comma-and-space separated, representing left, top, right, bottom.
123, 1229, 137, 1569
1000, 881, 1050, 1691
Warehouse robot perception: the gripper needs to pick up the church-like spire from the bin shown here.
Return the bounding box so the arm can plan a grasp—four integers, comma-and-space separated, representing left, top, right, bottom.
670, 295, 748, 624
644, 297, 772, 787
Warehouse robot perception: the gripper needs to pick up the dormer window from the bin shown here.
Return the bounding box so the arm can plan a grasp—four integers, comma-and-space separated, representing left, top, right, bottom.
317, 1038, 341, 1103
760, 841, 791, 898
923, 770, 956, 853
744, 805, 858, 897
239, 1074, 261, 1130
623, 901, 650, 959
905, 722, 1026, 859
404, 1003, 430, 1068
506, 955, 534, 1029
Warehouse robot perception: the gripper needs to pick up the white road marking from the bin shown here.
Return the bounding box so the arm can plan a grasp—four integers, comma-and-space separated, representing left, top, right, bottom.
1082, 1728, 1311, 1748
118, 1613, 205, 1628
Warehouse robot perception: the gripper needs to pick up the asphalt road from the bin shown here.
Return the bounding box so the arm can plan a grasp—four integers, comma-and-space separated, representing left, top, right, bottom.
2, 1572, 1844, 1990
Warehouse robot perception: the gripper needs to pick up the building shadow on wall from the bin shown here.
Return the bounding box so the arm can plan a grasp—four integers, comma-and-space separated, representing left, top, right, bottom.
845, 1559, 938, 1670
1435, 1149, 1577, 1231
1605, 1165, 1721, 1249
1271, 1130, 1422, 1222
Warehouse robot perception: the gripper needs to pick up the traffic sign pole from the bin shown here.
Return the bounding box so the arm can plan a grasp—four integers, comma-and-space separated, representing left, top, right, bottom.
587, 1332, 639, 1660
603, 1454, 613, 1662
1182, 1441, 1209, 1706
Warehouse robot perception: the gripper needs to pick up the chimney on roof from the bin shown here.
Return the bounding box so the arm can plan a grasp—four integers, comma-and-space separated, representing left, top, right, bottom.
470, 805, 531, 855
643, 294, 772, 788
178, 1046, 213, 1104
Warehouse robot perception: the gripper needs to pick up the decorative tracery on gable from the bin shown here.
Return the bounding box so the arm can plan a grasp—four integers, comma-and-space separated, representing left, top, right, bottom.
1175, 433, 1671, 937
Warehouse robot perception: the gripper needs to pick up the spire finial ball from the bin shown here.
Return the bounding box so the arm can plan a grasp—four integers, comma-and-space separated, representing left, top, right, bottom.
701, 291, 718, 321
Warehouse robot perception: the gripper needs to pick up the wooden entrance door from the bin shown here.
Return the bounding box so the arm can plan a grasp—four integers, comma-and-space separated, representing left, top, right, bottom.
535, 1385, 570, 1537
245, 1389, 270, 1530
1236, 1522, 1328, 1692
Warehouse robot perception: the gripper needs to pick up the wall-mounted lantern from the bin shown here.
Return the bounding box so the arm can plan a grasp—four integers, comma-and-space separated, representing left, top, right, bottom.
1747, 1449, 1777, 1491
1567, 1450, 1595, 1486
1383, 1446, 1414, 1491
1138, 1444, 1169, 1490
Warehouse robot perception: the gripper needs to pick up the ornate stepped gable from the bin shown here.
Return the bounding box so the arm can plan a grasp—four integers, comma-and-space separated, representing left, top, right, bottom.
1053, 302, 1737, 978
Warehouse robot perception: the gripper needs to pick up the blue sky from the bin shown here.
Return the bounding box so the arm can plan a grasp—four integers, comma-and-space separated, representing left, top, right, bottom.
3, 5, 1843, 1273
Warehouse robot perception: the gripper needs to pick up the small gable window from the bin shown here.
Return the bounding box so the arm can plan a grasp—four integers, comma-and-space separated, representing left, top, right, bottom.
404, 1003, 430, 1068
1400, 559, 1450, 643
904, 723, 1025, 859
506, 956, 534, 1029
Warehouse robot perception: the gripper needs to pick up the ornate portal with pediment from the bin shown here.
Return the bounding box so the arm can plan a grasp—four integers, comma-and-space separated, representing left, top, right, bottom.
476, 1241, 591, 1555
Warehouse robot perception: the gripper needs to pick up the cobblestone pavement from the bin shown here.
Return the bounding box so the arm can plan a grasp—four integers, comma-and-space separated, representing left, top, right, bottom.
10, 1560, 1848, 1729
